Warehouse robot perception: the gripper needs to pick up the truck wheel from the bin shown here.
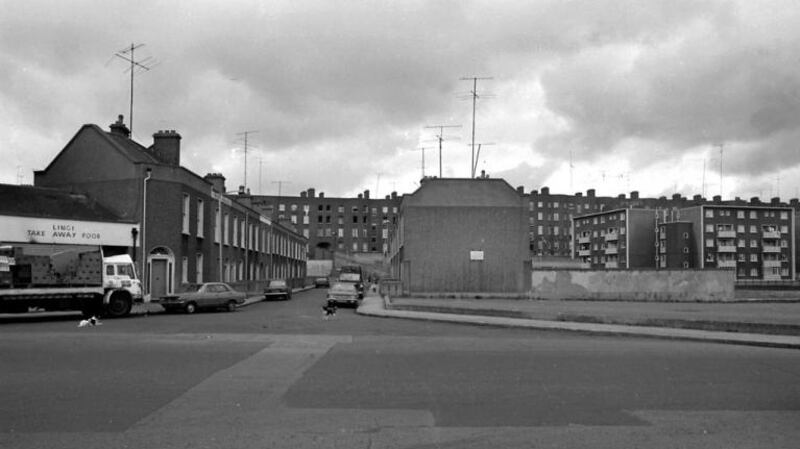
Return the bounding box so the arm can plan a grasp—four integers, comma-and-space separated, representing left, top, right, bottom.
185, 302, 197, 314
226, 300, 237, 312
106, 293, 132, 318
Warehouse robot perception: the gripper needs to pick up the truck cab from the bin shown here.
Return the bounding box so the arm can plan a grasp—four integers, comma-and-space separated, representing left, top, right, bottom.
102, 254, 143, 302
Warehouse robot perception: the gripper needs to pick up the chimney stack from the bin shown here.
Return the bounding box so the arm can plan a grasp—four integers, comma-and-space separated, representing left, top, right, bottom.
151, 130, 182, 166
587, 189, 595, 197
364, 189, 370, 199
109, 114, 131, 138
204, 173, 226, 195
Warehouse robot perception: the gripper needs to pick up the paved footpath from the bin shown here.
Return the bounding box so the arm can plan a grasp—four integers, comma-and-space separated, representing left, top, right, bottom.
357, 295, 800, 349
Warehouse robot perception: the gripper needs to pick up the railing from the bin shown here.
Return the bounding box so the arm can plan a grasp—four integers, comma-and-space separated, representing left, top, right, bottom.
762, 260, 782, 268
578, 236, 590, 244
716, 245, 737, 253
717, 230, 736, 238
717, 260, 736, 268
763, 231, 781, 239
605, 247, 618, 255
762, 246, 782, 253
604, 233, 618, 241
604, 262, 618, 269
578, 249, 591, 257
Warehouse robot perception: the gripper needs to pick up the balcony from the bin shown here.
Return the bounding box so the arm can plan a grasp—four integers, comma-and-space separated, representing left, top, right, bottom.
763, 231, 781, 239
716, 245, 737, 253
717, 230, 736, 238
762, 246, 782, 253
717, 260, 737, 268
605, 262, 619, 269
578, 249, 591, 257
578, 236, 591, 244
605, 232, 618, 242
763, 260, 782, 268
605, 247, 618, 255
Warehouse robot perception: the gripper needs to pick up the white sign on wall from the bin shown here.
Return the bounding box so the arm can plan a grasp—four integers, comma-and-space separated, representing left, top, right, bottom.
0, 215, 139, 246
470, 250, 484, 261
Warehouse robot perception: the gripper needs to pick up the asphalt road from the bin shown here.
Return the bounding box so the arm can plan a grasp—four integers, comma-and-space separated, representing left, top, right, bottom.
1, 288, 799, 448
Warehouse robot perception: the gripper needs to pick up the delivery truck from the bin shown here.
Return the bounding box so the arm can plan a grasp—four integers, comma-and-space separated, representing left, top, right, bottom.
0, 243, 142, 317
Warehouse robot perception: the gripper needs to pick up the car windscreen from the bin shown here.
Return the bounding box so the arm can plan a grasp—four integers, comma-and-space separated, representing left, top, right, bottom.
330, 283, 357, 293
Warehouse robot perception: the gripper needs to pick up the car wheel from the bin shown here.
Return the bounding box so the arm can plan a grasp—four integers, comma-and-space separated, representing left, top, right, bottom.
185, 302, 197, 314
226, 300, 237, 312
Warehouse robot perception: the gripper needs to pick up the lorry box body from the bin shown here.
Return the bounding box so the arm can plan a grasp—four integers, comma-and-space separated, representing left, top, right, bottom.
0, 243, 142, 317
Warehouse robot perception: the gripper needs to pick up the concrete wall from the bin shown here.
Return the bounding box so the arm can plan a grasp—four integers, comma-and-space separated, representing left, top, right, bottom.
530, 269, 735, 302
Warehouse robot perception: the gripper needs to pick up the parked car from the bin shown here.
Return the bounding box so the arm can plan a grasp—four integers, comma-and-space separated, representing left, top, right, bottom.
264, 279, 292, 300
314, 276, 330, 288
157, 282, 246, 314
326, 281, 361, 307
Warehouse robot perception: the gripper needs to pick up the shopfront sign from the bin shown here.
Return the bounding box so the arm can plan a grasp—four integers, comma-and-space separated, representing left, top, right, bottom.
0, 215, 138, 246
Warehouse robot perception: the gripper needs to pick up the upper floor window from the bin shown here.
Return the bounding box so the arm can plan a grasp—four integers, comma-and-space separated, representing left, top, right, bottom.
182, 194, 191, 234
196, 199, 204, 238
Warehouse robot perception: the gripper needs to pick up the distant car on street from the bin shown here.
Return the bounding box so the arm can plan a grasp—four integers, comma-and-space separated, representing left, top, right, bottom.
264, 279, 292, 300
157, 282, 246, 314
326, 281, 361, 307
314, 277, 331, 288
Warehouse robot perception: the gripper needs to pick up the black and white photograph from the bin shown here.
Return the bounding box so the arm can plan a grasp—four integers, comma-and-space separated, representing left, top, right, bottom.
1, 1, 799, 447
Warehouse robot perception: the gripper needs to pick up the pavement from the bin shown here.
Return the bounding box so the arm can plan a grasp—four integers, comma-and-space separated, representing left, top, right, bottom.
355, 292, 800, 350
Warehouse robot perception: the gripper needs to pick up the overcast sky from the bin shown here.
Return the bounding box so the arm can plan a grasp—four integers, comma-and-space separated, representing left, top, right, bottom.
2, 0, 800, 201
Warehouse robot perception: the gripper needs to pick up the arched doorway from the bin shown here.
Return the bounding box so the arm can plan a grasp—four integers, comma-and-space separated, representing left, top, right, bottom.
147, 246, 174, 301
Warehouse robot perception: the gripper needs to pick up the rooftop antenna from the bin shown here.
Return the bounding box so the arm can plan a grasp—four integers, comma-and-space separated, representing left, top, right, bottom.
702, 158, 706, 198
425, 124, 461, 178
413, 147, 432, 178
375, 172, 384, 198
271, 180, 291, 197
236, 130, 259, 190
713, 142, 724, 197
258, 155, 264, 195
569, 149, 574, 191
112, 43, 157, 138
460, 76, 493, 178
16, 165, 24, 185
472, 142, 495, 176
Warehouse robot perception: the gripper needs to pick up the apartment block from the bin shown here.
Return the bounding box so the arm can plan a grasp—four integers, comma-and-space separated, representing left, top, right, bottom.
250, 188, 402, 259
572, 208, 656, 269
677, 204, 796, 280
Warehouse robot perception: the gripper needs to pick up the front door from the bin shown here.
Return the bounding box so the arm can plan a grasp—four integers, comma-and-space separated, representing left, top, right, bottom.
151, 259, 168, 299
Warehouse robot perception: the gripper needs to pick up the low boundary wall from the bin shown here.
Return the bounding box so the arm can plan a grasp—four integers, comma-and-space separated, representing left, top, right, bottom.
531, 269, 735, 302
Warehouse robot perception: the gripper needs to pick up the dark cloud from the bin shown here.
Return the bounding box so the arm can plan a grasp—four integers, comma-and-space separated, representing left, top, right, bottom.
2, 0, 800, 199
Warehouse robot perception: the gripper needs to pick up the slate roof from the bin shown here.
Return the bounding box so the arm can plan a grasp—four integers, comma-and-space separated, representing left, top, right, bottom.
0, 184, 130, 222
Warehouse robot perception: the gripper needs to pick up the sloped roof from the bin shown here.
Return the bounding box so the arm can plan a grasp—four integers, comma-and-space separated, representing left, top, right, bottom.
38, 123, 159, 174
0, 184, 130, 222
403, 178, 524, 208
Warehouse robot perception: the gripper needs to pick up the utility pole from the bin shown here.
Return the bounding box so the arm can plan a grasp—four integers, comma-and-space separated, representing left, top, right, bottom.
425, 124, 461, 178
258, 155, 263, 195
113, 43, 156, 138
271, 180, 291, 197
460, 76, 493, 178
236, 130, 258, 190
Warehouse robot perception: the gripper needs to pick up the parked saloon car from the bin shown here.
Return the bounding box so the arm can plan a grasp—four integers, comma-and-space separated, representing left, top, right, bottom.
314, 277, 330, 288
326, 281, 361, 307
264, 279, 292, 300
158, 282, 246, 314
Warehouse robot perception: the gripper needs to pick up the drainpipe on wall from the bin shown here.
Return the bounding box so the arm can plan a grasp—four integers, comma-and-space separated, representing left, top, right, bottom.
142, 167, 152, 300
